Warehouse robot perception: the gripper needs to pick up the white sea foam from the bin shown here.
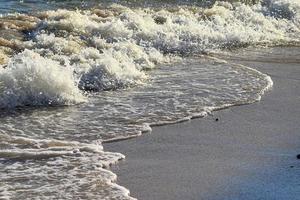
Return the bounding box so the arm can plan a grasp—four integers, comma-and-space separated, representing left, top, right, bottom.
0, 1, 299, 199
0, 134, 135, 200
0, 50, 86, 108
42, 1, 299, 52
1, 0, 299, 107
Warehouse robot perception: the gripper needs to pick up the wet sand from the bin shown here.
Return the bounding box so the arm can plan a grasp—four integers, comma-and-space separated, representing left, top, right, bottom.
105, 49, 300, 200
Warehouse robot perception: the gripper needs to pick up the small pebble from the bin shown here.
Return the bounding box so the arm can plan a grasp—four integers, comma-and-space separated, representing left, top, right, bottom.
290, 166, 294, 168
215, 118, 219, 122
297, 154, 300, 159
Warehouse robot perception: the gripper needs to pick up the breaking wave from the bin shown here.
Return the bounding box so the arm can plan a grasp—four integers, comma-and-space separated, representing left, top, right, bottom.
0, 0, 299, 199
0, 0, 299, 108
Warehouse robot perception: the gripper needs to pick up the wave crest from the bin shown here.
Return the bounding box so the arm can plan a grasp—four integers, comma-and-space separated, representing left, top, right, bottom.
0, 0, 299, 108
0, 50, 86, 108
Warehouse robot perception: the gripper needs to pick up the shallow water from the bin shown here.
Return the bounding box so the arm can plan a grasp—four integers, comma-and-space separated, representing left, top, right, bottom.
0, 0, 299, 199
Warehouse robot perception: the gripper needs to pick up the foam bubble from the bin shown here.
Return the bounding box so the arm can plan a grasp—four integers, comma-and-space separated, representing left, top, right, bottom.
0, 1, 298, 199
0, 134, 135, 200
1, 0, 299, 107
0, 50, 86, 108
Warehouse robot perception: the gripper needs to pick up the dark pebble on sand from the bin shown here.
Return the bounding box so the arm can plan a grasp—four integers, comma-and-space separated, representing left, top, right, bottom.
215, 118, 219, 121
297, 154, 300, 159
290, 166, 294, 168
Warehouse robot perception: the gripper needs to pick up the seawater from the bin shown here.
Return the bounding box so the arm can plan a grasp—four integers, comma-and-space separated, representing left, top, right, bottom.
0, 0, 299, 199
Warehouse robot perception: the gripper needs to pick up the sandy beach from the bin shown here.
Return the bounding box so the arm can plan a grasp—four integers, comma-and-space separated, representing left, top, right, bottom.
0, 0, 300, 198
105, 48, 300, 200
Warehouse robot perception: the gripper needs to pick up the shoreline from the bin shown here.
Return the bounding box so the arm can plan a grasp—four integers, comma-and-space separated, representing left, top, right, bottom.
105, 47, 300, 200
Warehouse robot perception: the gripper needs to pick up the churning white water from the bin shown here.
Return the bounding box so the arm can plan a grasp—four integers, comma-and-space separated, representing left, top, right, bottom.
0, 0, 299, 199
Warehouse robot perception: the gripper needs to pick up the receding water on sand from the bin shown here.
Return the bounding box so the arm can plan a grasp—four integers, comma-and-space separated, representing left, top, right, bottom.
0, 0, 299, 199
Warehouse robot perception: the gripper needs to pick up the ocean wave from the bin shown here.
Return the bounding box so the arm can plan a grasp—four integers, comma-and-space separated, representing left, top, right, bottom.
0, 0, 299, 108
0, 1, 294, 199
0, 50, 86, 108
0, 134, 135, 200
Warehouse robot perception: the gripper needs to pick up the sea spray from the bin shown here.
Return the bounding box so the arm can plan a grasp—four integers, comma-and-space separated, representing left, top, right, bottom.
0, 1, 299, 106
0, 50, 86, 108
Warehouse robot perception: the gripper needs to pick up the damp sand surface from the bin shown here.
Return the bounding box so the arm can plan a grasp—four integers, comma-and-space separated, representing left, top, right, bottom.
0, 1, 299, 198
105, 47, 300, 200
